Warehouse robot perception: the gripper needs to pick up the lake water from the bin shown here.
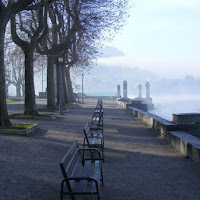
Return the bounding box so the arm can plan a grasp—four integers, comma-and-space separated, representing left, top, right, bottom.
148, 95, 200, 121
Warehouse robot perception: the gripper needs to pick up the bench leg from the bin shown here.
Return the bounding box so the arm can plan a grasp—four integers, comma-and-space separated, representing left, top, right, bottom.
102, 148, 104, 163
101, 165, 104, 186
97, 194, 101, 200
61, 180, 76, 200
60, 181, 64, 200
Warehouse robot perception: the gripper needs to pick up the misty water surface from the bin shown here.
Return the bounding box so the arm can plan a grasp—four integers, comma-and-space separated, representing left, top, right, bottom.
149, 95, 200, 121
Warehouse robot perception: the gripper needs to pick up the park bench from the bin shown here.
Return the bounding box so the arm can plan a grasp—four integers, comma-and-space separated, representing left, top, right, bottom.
83, 122, 104, 162
60, 141, 104, 200
91, 101, 103, 128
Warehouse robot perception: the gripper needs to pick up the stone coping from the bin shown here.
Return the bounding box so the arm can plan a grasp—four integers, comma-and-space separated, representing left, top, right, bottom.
0, 124, 38, 136
173, 113, 200, 123
169, 131, 200, 149
128, 106, 174, 126
169, 131, 200, 163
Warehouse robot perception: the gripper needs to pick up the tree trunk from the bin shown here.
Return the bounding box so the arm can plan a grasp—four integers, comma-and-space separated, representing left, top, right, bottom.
22, 82, 25, 97
56, 60, 60, 105
16, 83, 21, 97
47, 55, 56, 110
24, 48, 38, 115
65, 67, 76, 103
61, 63, 69, 104
0, 19, 11, 127
56, 60, 65, 105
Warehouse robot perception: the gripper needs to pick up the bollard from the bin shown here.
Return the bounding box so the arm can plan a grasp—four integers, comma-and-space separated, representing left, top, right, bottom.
59, 101, 64, 115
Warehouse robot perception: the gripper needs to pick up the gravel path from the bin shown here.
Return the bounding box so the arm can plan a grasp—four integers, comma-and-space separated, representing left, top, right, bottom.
0, 98, 200, 200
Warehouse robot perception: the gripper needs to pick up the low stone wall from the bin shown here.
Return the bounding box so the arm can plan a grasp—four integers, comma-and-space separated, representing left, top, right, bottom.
127, 106, 175, 137
117, 100, 200, 164
169, 131, 200, 163
117, 100, 131, 108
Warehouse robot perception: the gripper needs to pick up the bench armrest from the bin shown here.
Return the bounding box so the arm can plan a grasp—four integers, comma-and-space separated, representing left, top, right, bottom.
80, 148, 101, 160
90, 128, 103, 136
61, 177, 100, 193
88, 135, 103, 140
90, 127, 103, 131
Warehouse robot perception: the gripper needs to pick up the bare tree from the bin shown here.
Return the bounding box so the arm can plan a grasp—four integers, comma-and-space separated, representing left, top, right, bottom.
0, 0, 47, 127
5, 47, 25, 97
11, 1, 48, 115
63, 0, 130, 102
36, 0, 81, 109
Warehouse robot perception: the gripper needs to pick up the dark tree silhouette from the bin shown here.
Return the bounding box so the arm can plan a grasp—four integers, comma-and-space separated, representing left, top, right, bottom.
0, 0, 46, 127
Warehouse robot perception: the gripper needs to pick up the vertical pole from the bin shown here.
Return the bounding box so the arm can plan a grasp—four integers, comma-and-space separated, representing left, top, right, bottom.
82, 74, 84, 102
42, 64, 43, 93
58, 57, 64, 115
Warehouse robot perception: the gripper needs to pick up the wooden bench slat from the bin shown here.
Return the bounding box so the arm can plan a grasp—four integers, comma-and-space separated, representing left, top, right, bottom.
76, 160, 92, 193
61, 142, 79, 170
91, 161, 101, 193
66, 152, 81, 177
68, 162, 83, 190
83, 122, 104, 161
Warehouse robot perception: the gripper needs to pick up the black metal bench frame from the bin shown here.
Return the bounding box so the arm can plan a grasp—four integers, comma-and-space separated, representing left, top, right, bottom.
83, 122, 104, 162
60, 141, 104, 200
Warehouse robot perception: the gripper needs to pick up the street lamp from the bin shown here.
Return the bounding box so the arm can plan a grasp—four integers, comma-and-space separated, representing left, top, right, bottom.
81, 73, 84, 102
41, 64, 44, 93
58, 57, 64, 114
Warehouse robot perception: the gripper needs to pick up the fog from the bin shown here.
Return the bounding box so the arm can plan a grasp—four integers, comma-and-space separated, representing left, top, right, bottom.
8, 46, 200, 122
79, 47, 200, 121
149, 95, 200, 121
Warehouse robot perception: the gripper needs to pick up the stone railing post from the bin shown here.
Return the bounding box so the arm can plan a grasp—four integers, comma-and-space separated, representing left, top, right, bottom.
138, 84, 142, 99
117, 85, 121, 97
123, 80, 127, 98
145, 81, 150, 99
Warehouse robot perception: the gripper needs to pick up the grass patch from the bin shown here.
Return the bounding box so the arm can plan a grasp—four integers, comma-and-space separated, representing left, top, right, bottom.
6, 99, 16, 103
0, 123, 34, 130
6, 98, 24, 103
17, 113, 52, 117
9, 113, 57, 120
11, 123, 33, 129
0, 123, 38, 136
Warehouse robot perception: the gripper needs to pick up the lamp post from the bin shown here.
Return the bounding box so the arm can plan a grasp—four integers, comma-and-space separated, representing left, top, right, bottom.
81, 73, 84, 102
41, 64, 43, 93
58, 57, 64, 114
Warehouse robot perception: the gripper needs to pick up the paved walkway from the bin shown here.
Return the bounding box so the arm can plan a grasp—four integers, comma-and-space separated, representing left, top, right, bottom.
0, 98, 200, 200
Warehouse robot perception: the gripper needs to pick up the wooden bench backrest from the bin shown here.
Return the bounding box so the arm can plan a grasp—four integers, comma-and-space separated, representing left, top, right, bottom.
97, 99, 102, 105
60, 141, 81, 179
83, 122, 92, 145
97, 99, 103, 108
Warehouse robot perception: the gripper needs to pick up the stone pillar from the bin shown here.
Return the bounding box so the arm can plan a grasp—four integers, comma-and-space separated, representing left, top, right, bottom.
145, 81, 150, 99
123, 80, 127, 98
117, 85, 121, 97
138, 84, 142, 99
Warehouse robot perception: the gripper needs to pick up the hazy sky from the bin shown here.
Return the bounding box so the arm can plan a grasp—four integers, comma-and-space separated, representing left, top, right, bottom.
104, 0, 200, 78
